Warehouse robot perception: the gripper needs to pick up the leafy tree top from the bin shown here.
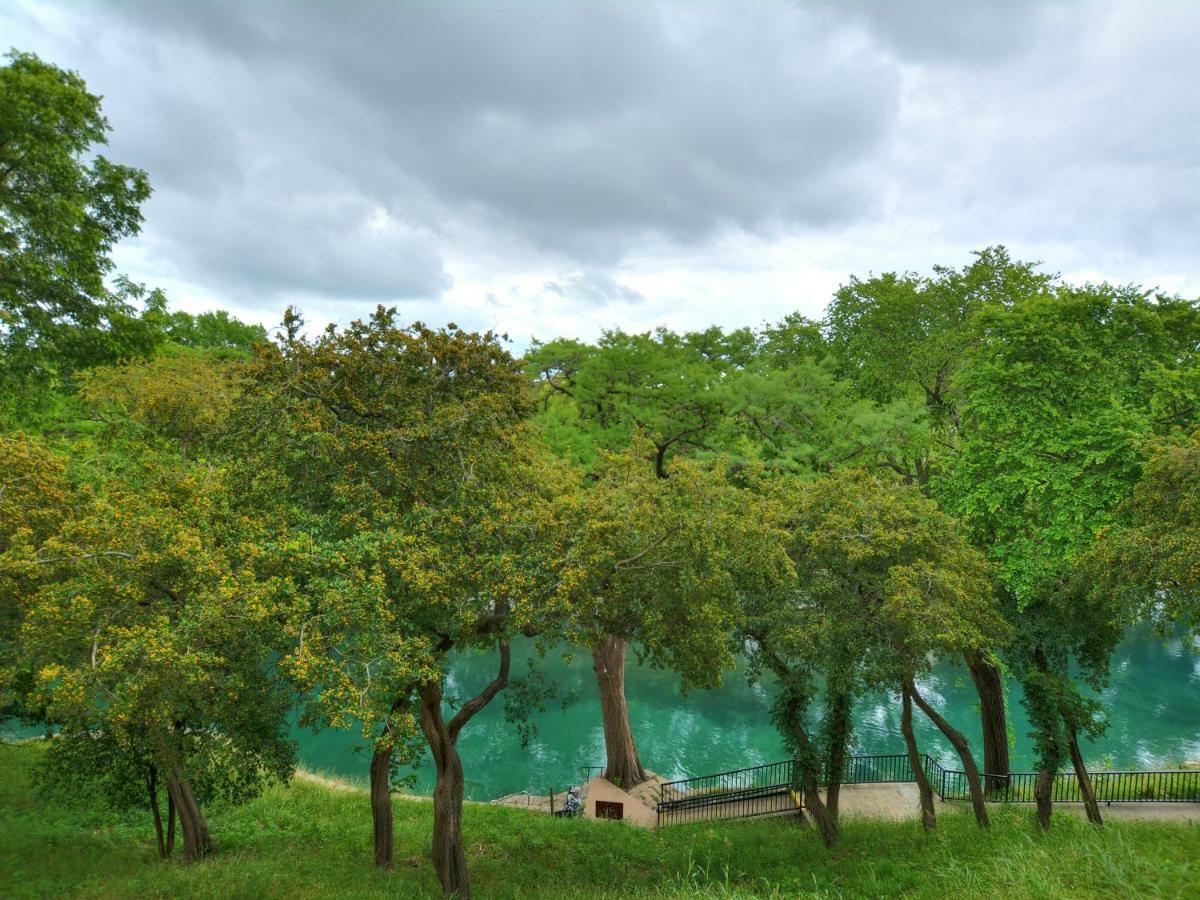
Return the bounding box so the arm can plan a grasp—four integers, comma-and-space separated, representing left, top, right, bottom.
0, 51, 159, 421
942, 285, 1200, 607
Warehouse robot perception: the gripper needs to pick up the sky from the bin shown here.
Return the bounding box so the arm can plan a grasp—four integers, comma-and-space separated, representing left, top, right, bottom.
4, 0, 1199, 348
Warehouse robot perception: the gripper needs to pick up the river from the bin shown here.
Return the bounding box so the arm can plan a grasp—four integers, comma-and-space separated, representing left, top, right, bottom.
295, 626, 1200, 800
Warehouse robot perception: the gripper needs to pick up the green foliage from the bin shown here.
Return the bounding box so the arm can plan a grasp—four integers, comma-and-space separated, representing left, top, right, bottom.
553, 445, 789, 692
825, 246, 1053, 413
7, 447, 298, 808
1081, 429, 1200, 637
157, 308, 267, 354
944, 285, 1200, 607
747, 470, 999, 759
0, 52, 160, 424
77, 350, 249, 462
941, 283, 1200, 775
233, 306, 564, 762
526, 327, 750, 475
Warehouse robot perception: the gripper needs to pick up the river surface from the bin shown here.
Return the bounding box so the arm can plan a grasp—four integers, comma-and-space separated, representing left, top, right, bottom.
295, 627, 1200, 800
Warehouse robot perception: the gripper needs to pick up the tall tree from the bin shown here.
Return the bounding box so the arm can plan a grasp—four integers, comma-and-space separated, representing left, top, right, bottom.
527, 325, 887, 787
11, 455, 298, 860
554, 445, 786, 789
525, 328, 741, 787
822, 246, 1054, 783
943, 285, 1200, 829
236, 307, 567, 898
0, 52, 160, 424
743, 469, 999, 847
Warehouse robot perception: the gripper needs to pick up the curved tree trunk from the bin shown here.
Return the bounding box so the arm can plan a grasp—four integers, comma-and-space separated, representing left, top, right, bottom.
900, 684, 937, 831
965, 650, 1009, 792
417, 641, 511, 899
164, 767, 212, 862
166, 792, 175, 858
823, 692, 852, 823
1067, 723, 1104, 828
800, 762, 839, 848
370, 743, 395, 868
907, 678, 990, 829
777, 688, 838, 848
592, 635, 647, 790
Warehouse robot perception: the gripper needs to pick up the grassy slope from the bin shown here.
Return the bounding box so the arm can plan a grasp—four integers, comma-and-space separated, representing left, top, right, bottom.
1, 742, 1196, 899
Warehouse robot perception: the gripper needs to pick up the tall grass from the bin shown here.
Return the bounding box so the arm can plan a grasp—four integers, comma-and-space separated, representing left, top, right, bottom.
1, 741, 1197, 898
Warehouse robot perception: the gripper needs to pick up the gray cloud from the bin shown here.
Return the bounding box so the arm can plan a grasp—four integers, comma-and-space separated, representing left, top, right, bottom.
1, 0, 1197, 331
19, 1, 902, 283
543, 271, 645, 307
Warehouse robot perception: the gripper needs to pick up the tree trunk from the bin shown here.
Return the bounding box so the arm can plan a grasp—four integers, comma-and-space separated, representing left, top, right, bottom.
417, 641, 511, 899
1034, 767, 1055, 830
148, 766, 166, 860
824, 692, 851, 823
800, 763, 839, 848
907, 678, 990, 829
900, 684, 937, 831
419, 695, 470, 900
1067, 723, 1104, 828
370, 743, 395, 868
166, 792, 175, 858
1026, 647, 1063, 832
965, 650, 1009, 792
776, 689, 838, 848
592, 635, 647, 790
164, 767, 212, 862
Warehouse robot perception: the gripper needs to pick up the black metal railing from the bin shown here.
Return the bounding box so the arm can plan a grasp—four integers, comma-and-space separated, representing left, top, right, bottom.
656, 754, 1200, 826
656, 754, 922, 827
925, 758, 1200, 804
578, 765, 605, 782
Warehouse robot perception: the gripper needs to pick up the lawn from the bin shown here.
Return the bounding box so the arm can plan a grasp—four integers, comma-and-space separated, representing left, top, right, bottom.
1, 741, 1196, 898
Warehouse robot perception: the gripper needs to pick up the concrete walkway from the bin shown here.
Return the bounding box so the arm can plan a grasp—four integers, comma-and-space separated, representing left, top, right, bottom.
492, 775, 1200, 828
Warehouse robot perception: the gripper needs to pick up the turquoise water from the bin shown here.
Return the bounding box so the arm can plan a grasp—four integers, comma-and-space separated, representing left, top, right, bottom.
296, 627, 1200, 800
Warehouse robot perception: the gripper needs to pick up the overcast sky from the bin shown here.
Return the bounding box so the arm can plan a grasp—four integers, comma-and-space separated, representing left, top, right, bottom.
5, 1, 1199, 346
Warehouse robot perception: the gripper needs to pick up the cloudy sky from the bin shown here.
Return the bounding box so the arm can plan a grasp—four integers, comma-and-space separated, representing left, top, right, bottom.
5, 1, 1199, 346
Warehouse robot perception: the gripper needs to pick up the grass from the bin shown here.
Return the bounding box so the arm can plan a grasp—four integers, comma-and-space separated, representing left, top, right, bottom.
2, 741, 1197, 898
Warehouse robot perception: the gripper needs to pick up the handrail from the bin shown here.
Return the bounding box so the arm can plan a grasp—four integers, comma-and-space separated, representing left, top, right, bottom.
655, 753, 1200, 826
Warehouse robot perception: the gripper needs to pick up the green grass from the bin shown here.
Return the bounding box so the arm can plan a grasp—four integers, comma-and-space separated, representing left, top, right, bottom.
2, 741, 1197, 899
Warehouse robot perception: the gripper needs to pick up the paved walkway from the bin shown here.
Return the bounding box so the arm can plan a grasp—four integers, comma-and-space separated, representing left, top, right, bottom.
493, 775, 1200, 827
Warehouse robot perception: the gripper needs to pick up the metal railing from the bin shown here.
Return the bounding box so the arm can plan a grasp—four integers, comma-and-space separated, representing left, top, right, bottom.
656, 754, 920, 827
657, 754, 1200, 826
926, 757, 1200, 804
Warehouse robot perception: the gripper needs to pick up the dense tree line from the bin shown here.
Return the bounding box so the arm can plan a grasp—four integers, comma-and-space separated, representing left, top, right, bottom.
3, 51, 1200, 899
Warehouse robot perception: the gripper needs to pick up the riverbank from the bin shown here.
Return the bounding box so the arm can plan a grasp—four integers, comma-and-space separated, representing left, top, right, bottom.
3, 742, 1199, 898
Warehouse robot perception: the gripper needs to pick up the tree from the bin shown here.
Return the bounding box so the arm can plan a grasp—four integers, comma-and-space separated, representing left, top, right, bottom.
527, 325, 892, 788
0, 52, 160, 424
0, 433, 76, 724
158, 308, 268, 354
553, 445, 787, 789
235, 307, 566, 898
526, 328, 748, 787
77, 349, 248, 462
1080, 429, 1200, 638
527, 326, 749, 475
943, 285, 1200, 829
743, 469, 1000, 847
12, 456, 297, 860
822, 246, 1056, 785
